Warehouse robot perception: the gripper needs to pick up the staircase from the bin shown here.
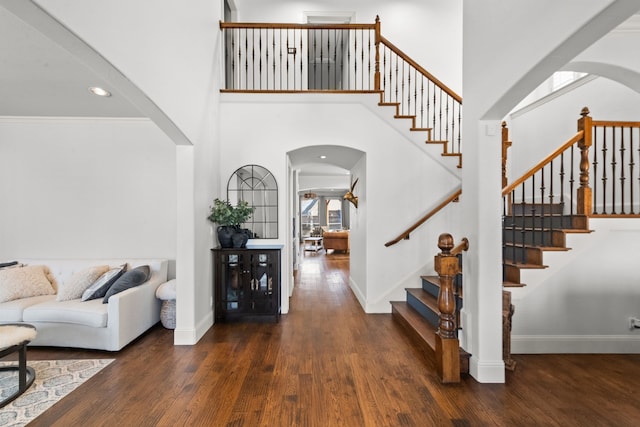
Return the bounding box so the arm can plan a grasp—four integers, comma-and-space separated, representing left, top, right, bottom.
378, 95, 463, 168
389, 234, 469, 383
390, 271, 470, 375
502, 202, 592, 287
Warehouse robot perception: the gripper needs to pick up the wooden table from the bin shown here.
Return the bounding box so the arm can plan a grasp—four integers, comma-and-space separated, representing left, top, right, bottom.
303, 237, 324, 255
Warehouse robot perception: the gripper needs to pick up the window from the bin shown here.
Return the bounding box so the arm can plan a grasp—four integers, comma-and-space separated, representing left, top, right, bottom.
326, 199, 342, 230
300, 198, 319, 237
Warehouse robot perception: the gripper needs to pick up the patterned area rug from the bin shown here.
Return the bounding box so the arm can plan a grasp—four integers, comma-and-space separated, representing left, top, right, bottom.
0, 359, 114, 426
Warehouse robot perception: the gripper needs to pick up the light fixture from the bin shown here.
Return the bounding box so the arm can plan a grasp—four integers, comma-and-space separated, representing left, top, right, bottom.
88, 86, 111, 97
319, 155, 327, 159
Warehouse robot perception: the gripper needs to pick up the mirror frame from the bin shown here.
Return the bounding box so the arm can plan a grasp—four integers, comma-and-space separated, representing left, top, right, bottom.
227, 164, 278, 239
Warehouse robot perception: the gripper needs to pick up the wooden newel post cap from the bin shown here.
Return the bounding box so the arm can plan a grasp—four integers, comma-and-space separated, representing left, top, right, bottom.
580, 107, 590, 117
438, 233, 454, 254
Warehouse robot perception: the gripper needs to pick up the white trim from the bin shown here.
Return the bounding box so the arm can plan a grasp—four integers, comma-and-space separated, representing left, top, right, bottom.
174, 312, 213, 345
0, 116, 153, 124
469, 357, 505, 383
303, 11, 356, 24
512, 334, 640, 354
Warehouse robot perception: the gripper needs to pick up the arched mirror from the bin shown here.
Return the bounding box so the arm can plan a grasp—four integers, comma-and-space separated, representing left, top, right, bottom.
227, 165, 278, 239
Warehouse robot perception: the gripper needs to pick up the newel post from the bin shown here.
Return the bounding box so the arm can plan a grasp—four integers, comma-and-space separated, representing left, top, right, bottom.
434, 233, 463, 383
502, 121, 512, 189
374, 15, 381, 91
577, 107, 593, 215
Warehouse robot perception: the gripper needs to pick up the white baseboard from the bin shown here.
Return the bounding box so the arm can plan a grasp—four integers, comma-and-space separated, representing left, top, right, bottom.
469, 357, 505, 383
173, 312, 214, 345
512, 335, 640, 354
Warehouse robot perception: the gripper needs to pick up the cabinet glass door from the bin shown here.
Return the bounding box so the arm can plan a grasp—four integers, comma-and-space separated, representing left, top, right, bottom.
249, 252, 275, 312
221, 253, 245, 312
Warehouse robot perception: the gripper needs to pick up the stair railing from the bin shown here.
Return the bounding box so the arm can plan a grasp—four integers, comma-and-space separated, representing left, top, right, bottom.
590, 114, 640, 216
219, 16, 462, 157
384, 188, 461, 247
378, 36, 462, 156
501, 110, 592, 271
434, 233, 468, 383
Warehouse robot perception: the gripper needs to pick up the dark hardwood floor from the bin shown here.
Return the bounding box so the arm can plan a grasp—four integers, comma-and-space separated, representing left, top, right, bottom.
8, 252, 640, 426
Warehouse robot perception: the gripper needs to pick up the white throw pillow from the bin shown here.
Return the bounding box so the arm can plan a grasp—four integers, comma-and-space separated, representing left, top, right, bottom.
81, 264, 127, 301
0, 265, 55, 303
57, 265, 109, 301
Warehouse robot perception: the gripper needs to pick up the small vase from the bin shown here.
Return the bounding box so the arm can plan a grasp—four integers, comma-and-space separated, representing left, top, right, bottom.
217, 226, 236, 248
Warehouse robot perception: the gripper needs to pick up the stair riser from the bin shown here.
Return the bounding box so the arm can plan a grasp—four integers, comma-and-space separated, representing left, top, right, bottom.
503, 264, 520, 283
421, 277, 463, 305
407, 292, 440, 328
503, 229, 566, 247
508, 203, 564, 215
502, 246, 543, 265
421, 278, 440, 298
503, 215, 581, 230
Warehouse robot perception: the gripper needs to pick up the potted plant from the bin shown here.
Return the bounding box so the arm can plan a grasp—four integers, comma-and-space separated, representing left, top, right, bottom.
208, 198, 254, 248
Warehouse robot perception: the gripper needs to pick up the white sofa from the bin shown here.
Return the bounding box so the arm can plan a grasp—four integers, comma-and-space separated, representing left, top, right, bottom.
0, 259, 169, 351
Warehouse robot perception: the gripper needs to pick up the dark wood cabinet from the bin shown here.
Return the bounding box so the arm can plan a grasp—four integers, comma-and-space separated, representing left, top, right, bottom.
212, 247, 281, 322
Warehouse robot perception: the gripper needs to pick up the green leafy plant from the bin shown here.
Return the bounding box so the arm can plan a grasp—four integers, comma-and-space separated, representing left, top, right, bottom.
208, 198, 254, 227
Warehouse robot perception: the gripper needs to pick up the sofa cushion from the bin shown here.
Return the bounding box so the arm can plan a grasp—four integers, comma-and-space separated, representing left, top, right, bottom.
23, 298, 108, 328
0, 265, 55, 303
103, 265, 151, 303
0, 294, 56, 322
57, 265, 110, 302
82, 264, 127, 301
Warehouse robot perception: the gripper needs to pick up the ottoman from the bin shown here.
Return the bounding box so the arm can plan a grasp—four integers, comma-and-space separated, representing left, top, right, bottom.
0, 324, 37, 408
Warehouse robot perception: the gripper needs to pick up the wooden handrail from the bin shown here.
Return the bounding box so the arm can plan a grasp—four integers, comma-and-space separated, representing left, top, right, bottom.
502, 131, 584, 196
592, 120, 640, 127
385, 188, 462, 247
451, 237, 469, 256
379, 36, 462, 104
219, 21, 377, 30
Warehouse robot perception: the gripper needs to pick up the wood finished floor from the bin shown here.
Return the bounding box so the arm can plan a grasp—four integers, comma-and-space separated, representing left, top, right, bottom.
7, 252, 640, 426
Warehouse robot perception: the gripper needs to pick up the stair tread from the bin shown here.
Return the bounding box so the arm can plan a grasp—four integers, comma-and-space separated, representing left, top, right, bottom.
410, 127, 432, 132
502, 225, 593, 233
406, 288, 439, 313
378, 102, 399, 107
420, 275, 440, 284
504, 262, 548, 269
503, 243, 571, 251
391, 301, 437, 351
394, 115, 415, 119
503, 281, 527, 288
505, 213, 586, 217
425, 140, 447, 145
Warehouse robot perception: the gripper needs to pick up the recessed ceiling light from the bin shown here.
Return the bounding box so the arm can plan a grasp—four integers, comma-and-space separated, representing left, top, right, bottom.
88, 86, 111, 97
319, 155, 327, 159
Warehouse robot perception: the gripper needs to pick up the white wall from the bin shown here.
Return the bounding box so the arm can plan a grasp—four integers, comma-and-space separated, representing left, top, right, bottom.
511, 218, 640, 353
231, 0, 462, 94
508, 77, 640, 181
0, 117, 176, 261
33, 0, 223, 344
220, 93, 462, 314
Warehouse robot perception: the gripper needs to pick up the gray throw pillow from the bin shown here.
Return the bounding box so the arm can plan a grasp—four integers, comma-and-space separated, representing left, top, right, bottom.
82, 264, 127, 301
102, 265, 151, 303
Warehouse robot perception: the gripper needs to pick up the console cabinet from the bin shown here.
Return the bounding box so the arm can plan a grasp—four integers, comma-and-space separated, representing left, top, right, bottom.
212, 247, 281, 322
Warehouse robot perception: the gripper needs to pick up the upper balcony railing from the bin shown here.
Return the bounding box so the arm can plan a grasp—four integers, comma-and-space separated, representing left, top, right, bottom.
219, 17, 463, 156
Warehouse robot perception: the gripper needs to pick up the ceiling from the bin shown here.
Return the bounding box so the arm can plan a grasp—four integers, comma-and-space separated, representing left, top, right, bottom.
0, 6, 142, 117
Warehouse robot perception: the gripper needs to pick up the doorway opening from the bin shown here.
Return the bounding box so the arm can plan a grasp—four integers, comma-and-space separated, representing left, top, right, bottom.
305, 12, 355, 90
